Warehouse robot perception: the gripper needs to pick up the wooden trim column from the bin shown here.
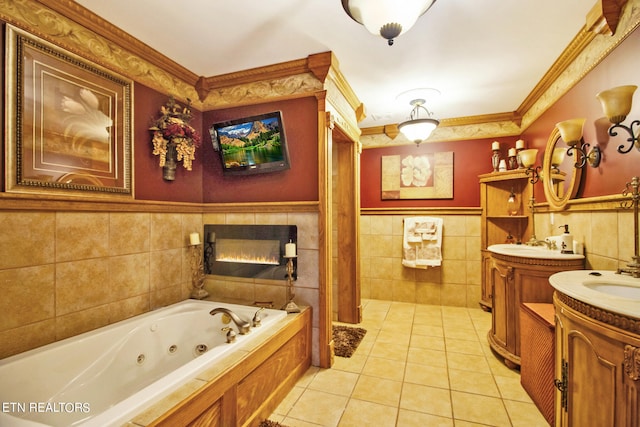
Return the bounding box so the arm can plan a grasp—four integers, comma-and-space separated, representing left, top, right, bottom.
336, 130, 362, 323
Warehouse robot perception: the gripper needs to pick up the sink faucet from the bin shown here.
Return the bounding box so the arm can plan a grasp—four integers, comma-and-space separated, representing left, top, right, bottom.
526, 239, 557, 250
209, 307, 251, 334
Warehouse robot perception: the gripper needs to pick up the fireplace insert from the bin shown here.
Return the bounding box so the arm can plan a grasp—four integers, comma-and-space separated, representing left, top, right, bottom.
203, 224, 297, 280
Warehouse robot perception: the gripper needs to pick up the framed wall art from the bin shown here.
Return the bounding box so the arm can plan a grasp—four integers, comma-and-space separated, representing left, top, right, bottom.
5, 25, 133, 197
381, 151, 454, 199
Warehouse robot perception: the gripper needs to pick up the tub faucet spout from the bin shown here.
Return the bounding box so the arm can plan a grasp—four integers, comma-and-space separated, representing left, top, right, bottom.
209, 307, 251, 334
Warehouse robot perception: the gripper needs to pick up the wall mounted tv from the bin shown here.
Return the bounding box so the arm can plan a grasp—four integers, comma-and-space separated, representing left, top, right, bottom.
209, 111, 291, 175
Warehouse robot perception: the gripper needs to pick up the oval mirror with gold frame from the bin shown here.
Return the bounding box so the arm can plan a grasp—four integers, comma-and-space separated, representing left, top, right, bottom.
542, 127, 582, 210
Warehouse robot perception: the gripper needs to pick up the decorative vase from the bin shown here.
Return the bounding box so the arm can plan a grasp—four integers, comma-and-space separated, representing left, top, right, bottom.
507, 189, 519, 216
163, 143, 177, 181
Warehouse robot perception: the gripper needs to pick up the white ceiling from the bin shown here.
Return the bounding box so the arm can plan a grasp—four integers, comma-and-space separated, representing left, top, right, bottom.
76, 0, 596, 128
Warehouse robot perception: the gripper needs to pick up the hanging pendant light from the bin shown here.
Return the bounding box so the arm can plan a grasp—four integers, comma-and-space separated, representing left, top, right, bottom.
341, 0, 437, 46
398, 99, 439, 146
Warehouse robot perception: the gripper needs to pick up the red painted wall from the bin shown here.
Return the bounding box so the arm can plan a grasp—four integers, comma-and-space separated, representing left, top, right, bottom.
127, 88, 320, 204
361, 25, 640, 208
134, 84, 204, 202
360, 136, 517, 209
201, 97, 319, 203
521, 26, 640, 201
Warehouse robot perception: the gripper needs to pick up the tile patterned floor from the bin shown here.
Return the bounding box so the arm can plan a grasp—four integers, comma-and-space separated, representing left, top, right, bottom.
268, 299, 549, 427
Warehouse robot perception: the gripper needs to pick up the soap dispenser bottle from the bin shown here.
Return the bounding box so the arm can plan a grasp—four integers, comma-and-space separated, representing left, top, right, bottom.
559, 224, 573, 254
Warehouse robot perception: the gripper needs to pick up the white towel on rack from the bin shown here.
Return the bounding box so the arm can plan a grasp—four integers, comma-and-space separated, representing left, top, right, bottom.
402, 216, 443, 268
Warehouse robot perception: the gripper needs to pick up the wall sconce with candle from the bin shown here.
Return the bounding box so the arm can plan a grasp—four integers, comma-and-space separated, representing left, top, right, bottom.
188, 232, 208, 299
282, 241, 300, 313
554, 118, 601, 168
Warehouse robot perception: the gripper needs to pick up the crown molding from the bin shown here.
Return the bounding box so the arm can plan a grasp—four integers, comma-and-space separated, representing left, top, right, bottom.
32, 0, 199, 86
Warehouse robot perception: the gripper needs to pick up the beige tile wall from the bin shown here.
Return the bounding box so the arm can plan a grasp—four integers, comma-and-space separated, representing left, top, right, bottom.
202, 211, 321, 365
360, 214, 482, 308
535, 208, 635, 271
0, 210, 203, 359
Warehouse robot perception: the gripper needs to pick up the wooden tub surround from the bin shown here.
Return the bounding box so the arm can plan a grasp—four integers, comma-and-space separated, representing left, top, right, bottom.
130, 307, 311, 427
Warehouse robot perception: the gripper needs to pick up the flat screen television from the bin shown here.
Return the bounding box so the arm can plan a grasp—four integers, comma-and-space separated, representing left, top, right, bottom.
209, 111, 291, 175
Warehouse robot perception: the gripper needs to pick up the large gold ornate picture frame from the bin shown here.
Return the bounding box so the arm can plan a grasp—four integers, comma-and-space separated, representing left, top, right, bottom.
5, 25, 133, 197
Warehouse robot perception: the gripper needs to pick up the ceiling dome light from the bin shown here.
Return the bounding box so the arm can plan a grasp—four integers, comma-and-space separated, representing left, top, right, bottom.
342, 0, 437, 45
398, 99, 439, 146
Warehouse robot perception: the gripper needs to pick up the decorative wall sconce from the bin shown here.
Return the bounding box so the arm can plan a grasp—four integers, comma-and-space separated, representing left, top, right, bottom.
596, 85, 639, 153
596, 85, 640, 277
519, 149, 540, 184
555, 118, 601, 168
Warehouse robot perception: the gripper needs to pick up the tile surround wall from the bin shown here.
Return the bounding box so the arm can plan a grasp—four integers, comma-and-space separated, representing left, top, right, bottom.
359, 208, 637, 308
0, 209, 322, 363
1, 206, 630, 363
359, 214, 482, 308
535, 209, 635, 271
202, 211, 321, 365
0, 210, 203, 359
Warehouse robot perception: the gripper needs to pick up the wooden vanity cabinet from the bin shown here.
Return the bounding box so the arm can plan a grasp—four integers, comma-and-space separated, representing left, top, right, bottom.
554, 292, 640, 427
487, 252, 583, 368
479, 171, 532, 311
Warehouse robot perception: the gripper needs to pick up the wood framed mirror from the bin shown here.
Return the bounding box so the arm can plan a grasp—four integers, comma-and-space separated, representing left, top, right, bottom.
542, 127, 582, 210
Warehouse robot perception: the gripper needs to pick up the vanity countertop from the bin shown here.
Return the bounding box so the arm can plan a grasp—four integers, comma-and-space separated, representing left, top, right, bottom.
549, 270, 640, 319
488, 243, 585, 260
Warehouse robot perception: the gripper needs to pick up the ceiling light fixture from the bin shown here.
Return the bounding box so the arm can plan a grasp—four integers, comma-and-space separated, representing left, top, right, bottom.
341, 0, 437, 46
398, 98, 439, 146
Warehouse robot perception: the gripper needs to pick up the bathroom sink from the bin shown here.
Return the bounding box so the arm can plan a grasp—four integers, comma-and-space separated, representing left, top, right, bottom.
488, 244, 584, 260
550, 270, 640, 318
583, 282, 640, 300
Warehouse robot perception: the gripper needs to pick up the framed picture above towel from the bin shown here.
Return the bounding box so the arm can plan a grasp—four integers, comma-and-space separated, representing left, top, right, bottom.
381, 152, 453, 199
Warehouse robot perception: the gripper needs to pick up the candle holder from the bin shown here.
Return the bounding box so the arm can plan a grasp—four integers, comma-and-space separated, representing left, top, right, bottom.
516, 149, 524, 168
189, 243, 208, 299
281, 255, 300, 313
491, 149, 500, 172
508, 154, 517, 170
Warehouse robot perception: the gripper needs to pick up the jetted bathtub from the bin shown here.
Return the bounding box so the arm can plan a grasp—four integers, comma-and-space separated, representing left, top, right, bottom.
0, 300, 287, 427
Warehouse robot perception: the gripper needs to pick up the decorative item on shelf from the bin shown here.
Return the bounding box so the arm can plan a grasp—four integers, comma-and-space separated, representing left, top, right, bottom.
282, 240, 300, 313
341, 0, 437, 46
150, 97, 201, 181
188, 232, 208, 299
498, 159, 507, 172
398, 98, 440, 146
491, 141, 501, 172
554, 118, 601, 169
507, 188, 519, 216
508, 147, 517, 169
505, 231, 515, 244
515, 139, 525, 168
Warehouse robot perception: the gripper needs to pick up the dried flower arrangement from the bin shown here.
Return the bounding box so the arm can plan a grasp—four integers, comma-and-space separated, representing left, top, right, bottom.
150, 97, 201, 179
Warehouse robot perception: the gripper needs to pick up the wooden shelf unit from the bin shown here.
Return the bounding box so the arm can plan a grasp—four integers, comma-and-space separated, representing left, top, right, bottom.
479, 170, 533, 310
